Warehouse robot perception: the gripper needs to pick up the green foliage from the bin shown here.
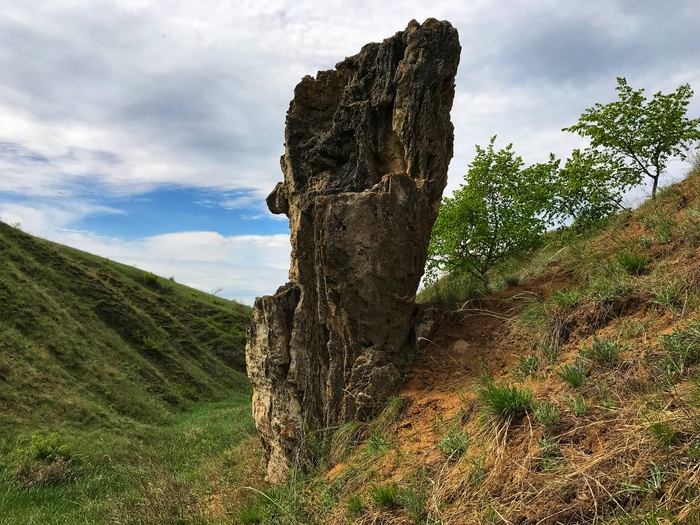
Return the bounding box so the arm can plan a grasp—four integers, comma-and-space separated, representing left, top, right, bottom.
477, 381, 533, 418
436, 426, 471, 460
564, 77, 700, 198
563, 392, 588, 416
617, 252, 648, 275
659, 321, 700, 379
534, 400, 561, 428
550, 288, 583, 310
557, 361, 587, 388
427, 136, 558, 286
580, 336, 626, 364
416, 271, 483, 308
16, 433, 71, 464
345, 495, 365, 518
143, 271, 159, 286
516, 354, 540, 381
370, 483, 400, 508
648, 421, 679, 453
536, 436, 563, 471
11, 433, 73, 488
552, 148, 629, 231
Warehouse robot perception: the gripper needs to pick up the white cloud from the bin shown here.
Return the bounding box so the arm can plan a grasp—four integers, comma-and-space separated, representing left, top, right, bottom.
53, 228, 291, 306
1, 0, 700, 303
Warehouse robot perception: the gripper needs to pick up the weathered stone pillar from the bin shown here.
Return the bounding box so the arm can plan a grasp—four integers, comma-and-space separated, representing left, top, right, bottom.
246, 18, 460, 483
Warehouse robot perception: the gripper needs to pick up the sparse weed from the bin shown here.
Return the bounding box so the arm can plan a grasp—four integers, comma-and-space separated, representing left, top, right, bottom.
365, 430, 391, 454
652, 279, 690, 314
619, 318, 646, 340
536, 436, 563, 471
591, 274, 631, 302
399, 479, 428, 523
618, 462, 668, 496
517, 354, 540, 381
557, 361, 587, 388
648, 421, 679, 453
370, 482, 400, 508
550, 288, 582, 310
540, 342, 559, 364
563, 393, 588, 416
580, 336, 626, 364
638, 235, 654, 249
346, 495, 365, 518
534, 400, 561, 428
617, 251, 648, 275
659, 321, 700, 378
436, 426, 470, 459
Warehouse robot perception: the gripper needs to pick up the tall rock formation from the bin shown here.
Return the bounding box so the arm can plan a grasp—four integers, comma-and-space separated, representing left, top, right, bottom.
246, 18, 461, 483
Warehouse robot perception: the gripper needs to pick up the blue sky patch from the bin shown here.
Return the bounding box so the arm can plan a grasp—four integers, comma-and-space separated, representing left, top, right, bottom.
76, 187, 288, 239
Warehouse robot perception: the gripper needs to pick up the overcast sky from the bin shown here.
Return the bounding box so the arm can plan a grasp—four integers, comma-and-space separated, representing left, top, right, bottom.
2, 1, 700, 304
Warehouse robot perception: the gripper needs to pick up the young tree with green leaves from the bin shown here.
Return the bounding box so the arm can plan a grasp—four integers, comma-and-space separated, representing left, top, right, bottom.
426, 137, 558, 287
552, 148, 633, 232
564, 77, 700, 199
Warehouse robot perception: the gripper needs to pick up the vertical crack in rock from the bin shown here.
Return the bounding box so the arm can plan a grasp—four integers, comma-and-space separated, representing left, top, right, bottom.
246, 18, 461, 483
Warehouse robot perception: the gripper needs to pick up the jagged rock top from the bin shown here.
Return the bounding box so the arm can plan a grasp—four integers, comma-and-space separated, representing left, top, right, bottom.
268, 18, 460, 222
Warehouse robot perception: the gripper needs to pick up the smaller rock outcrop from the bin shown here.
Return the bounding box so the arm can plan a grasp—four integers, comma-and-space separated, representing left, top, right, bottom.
246, 18, 461, 483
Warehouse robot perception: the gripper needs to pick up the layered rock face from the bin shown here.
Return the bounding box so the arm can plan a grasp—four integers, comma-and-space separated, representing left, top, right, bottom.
246, 18, 460, 483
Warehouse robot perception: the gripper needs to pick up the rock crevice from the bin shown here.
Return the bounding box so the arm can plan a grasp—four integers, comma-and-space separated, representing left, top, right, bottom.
246, 18, 460, 483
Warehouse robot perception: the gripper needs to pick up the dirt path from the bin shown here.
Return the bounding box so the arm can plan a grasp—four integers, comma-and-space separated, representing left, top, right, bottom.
397, 275, 569, 456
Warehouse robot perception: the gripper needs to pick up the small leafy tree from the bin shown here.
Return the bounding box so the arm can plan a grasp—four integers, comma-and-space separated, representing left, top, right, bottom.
427, 137, 557, 287
552, 148, 633, 231
564, 77, 700, 198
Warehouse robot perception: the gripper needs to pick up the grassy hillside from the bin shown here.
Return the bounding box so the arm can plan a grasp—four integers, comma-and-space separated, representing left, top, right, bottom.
228, 167, 700, 524
0, 221, 257, 523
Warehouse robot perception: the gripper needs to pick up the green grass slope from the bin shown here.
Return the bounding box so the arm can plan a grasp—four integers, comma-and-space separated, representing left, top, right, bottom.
0, 221, 257, 523
0, 220, 252, 435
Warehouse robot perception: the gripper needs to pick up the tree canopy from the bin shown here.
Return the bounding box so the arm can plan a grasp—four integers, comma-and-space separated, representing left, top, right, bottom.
564, 77, 700, 198
426, 137, 558, 286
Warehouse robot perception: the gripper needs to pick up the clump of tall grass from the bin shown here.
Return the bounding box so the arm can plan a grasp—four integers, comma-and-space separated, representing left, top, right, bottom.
477, 381, 533, 419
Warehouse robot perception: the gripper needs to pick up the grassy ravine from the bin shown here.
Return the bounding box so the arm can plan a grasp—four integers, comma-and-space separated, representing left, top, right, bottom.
234, 167, 700, 524
0, 221, 255, 522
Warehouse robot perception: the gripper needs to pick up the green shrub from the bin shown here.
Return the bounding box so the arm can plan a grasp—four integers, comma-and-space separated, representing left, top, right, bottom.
557, 361, 587, 388
143, 271, 159, 286
580, 336, 626, 364
616, 251, 648, 275
477, 381, 533, 418
12, 433, 73, 487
